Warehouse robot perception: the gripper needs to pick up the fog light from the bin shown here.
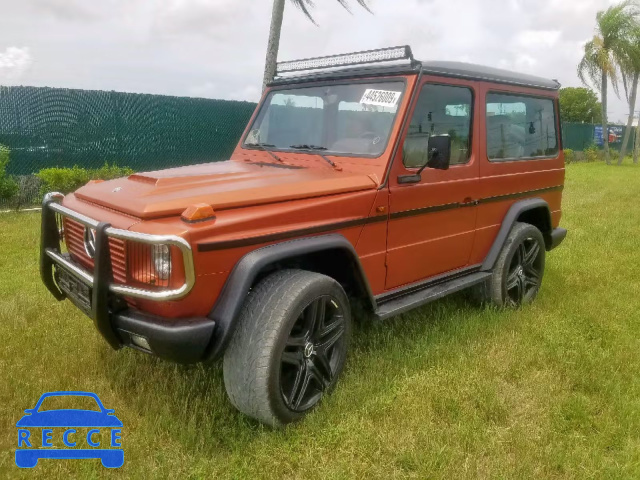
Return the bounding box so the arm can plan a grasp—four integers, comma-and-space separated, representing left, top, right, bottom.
152, 244, 171, 280
130, 334, 151, 351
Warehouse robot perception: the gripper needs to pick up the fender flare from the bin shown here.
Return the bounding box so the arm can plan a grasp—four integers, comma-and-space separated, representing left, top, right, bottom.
481, 198, 552, 271
205, 233, 375, 360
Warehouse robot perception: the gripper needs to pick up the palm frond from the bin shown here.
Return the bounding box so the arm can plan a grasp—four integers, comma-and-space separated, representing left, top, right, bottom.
580, 1, 640, 99
289, 0, 371, 24
578, 38, 606, 91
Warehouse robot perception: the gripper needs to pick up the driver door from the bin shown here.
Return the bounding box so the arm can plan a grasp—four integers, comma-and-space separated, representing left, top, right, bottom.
385, 80, 480, 290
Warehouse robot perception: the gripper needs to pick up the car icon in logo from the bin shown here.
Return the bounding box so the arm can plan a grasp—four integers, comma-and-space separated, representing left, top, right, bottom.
15, 391, 123, 468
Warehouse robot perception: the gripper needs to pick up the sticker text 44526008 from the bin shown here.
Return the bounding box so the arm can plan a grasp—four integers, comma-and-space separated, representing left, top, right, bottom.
360, 89, 402, 108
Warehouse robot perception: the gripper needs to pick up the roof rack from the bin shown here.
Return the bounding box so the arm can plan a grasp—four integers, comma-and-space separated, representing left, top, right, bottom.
276, 45, 415, 75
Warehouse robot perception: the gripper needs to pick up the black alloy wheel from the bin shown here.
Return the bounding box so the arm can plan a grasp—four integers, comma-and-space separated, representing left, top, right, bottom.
280, 295, 346, 412
476, 221, 547, 307
505, 236, 544, 305
223, 269, 351, 426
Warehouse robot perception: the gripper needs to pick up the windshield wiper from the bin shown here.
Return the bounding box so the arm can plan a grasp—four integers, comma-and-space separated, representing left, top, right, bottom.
249, 142, 283, 163
288, 145, 341, 171
289, 144, 328, 150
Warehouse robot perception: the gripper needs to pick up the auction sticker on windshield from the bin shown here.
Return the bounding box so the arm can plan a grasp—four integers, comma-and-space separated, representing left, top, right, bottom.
360, 89, 401, 108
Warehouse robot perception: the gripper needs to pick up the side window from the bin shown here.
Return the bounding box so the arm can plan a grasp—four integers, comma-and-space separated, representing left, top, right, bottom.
486, 93, 558, 160
403, 84, 473, 168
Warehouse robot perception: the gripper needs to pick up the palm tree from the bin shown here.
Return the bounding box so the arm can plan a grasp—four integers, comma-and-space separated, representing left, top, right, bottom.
262, 0, 371, 91
578, 1, 638, 165
617, 27, 640, 164
635, 123, 640, 163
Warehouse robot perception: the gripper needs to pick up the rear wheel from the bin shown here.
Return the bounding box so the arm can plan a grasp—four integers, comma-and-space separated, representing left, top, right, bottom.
223, 269, 351, 426
476, 222, 546, 307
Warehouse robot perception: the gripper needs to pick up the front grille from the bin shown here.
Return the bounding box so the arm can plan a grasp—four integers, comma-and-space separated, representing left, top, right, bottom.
48, 198, 193, 302
63, 217, 127, 284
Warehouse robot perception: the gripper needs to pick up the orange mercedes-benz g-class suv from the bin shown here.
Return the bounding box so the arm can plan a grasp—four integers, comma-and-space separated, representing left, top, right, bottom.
40, 46, 566, 426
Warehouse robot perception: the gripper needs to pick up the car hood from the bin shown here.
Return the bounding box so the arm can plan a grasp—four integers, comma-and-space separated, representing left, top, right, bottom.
16, 410, 123, 428
73, 160, 379, 220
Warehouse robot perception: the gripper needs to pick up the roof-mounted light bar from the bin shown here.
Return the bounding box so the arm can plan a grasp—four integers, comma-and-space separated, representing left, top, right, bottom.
276, 45, 414, 75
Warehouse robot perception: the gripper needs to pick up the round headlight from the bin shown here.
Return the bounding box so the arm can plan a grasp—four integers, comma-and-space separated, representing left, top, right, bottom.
152, 244, 171, 280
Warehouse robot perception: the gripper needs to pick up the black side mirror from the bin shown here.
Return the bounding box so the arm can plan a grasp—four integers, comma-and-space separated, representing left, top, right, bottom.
397, 134, 452, 184
425, 135, 451, 170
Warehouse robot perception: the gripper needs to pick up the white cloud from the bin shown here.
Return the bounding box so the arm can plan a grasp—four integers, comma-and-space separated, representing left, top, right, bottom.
188, 81, 218, 98
516, 54, 538, 70
0, 47, 32, 82
516, 30, 562, 48
227, 84, 261, 102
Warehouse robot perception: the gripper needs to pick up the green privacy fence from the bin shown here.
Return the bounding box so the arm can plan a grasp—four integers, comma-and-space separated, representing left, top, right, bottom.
0, 84, 631, 178
0, 86, 257, 176
561, 122, 630, 151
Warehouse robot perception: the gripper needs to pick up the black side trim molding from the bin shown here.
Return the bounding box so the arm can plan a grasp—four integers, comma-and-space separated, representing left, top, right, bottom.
197, 185, 563, 252
477, 185, 563, 205
198, 215, 386, 252
390, 201, 461, 220
205, 234, 375, 361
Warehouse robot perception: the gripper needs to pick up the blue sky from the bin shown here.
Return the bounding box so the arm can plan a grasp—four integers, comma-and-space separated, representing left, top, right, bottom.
0, 0, 630, 122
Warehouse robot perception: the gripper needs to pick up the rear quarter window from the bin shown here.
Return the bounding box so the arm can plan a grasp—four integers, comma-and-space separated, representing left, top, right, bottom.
486, 93, 558, 161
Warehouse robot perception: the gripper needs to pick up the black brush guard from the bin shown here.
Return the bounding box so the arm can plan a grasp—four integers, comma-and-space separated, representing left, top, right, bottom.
39, 195, 216, 363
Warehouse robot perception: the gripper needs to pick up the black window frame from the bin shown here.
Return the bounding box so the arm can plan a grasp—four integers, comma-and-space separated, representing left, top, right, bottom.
402, 82, 475, 169
485, 90, 559, 163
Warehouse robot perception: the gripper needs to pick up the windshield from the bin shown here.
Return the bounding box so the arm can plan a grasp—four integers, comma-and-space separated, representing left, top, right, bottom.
244, 81, 405, 157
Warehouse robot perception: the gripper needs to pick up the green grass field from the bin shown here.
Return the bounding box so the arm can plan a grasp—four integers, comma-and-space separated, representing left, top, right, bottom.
1, 162, 640, 479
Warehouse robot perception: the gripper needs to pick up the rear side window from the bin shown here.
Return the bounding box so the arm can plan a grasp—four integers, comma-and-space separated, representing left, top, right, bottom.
486, 93, 558, 161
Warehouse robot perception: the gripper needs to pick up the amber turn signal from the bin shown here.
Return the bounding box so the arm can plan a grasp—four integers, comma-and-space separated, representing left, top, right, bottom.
181, 203, 216, 223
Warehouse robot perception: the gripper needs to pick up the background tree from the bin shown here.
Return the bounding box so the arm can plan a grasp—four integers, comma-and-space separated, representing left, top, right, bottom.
558, 87, 602, 123
262, 0, 371, 92
578, 1, 638, 165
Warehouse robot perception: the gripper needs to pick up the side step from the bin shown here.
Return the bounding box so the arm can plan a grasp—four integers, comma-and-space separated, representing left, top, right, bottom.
374, 272, 492, 321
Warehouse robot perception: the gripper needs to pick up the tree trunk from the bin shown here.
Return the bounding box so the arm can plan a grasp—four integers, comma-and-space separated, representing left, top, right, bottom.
635, 123, 640, 164
262, 0, 286, 92
601, 70, 611, 165
619, 72, 639, 165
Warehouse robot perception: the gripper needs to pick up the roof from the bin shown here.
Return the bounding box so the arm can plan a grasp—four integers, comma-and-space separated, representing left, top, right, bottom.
419, 61, 560, 90
272, 60, 560, 92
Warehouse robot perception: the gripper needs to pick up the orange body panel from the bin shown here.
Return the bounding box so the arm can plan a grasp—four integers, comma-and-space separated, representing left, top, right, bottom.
59, 71, 564, 319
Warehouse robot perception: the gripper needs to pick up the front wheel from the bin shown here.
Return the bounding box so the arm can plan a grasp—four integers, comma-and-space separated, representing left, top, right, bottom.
223, 269, 351, 426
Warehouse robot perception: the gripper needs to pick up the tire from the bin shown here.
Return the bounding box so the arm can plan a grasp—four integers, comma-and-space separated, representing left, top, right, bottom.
481, 222, 546, 307
223, 269, 351, 427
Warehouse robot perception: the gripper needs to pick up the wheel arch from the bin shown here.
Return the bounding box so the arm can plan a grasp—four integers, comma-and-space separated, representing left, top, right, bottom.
205, 234, 374, 360
481, 198, 553, 271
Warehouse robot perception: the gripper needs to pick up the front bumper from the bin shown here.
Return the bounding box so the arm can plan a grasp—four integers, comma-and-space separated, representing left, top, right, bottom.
40, 194, 216, 364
